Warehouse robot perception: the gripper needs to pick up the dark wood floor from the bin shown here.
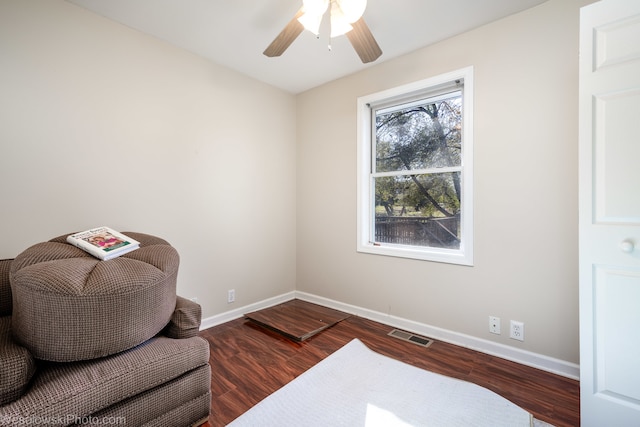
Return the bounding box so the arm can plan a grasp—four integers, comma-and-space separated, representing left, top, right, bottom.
199, 300, 579, 427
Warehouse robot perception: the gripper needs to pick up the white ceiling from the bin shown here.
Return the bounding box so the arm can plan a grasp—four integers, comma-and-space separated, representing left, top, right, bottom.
66, 0, 547, 94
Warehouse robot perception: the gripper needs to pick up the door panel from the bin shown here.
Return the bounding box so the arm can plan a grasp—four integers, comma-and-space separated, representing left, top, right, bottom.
594, 89, 640, 223
594, 266, 640, 401
580, 1, 640, 426
594, 14, 640, 70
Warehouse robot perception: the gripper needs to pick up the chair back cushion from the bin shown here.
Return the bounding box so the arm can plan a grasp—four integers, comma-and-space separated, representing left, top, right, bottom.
0, 259, 12, 316
10, 232, 178, 362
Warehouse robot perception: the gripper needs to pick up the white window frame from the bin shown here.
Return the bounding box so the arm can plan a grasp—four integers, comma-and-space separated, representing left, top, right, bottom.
356, 66, 474, 265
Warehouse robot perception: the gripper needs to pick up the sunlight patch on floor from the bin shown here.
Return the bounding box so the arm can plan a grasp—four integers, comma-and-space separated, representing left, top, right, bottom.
365, 403, 413, 427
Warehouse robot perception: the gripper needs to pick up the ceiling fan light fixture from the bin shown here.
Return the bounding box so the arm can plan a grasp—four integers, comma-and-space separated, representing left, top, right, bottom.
298, 12, 324, 35
298, 0, 329, 34
330, 1, 353, 37
336, 0, 367, 23
299, 0, 367, 38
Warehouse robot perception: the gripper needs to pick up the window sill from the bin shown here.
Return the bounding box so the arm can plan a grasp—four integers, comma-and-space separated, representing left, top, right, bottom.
357, 242, 473, 266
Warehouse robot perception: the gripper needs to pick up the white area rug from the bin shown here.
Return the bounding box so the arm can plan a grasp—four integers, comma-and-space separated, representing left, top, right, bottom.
228, 339, 536, 426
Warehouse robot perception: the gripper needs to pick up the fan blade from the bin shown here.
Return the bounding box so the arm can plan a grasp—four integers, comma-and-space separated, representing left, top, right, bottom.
346, 18, 382, 63
263, 9, 305, 57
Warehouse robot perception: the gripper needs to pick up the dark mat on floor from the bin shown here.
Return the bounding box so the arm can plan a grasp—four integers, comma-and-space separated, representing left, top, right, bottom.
245, 299, 351, 341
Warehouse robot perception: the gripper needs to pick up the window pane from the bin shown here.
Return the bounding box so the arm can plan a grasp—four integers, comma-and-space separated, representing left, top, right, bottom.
373, 172, 461, 249
375, 93, 462, 173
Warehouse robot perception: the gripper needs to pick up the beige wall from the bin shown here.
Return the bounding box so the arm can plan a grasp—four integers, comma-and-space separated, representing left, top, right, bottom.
0, 0, 297, 316
1, 0, 590, 365
296, 0, 589, 363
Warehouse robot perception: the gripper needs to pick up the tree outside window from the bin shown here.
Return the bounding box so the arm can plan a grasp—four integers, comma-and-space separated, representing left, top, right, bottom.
374, 91, 462, 249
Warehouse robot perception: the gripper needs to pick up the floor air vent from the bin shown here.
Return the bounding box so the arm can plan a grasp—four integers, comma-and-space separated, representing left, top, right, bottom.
388, 329, 433, 348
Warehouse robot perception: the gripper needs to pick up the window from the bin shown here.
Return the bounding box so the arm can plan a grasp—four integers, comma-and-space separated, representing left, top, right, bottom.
357, 67, 473, 265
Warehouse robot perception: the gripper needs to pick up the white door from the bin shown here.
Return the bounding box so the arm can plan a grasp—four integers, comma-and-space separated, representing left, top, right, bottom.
579, 0, 640, 426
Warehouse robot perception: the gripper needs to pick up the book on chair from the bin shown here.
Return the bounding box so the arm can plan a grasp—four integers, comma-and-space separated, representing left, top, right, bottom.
67, 226, 140, 260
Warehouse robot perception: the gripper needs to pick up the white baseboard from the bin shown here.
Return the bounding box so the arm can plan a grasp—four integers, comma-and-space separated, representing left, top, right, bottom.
200, 290, 580, 380
199, 291, 295, 330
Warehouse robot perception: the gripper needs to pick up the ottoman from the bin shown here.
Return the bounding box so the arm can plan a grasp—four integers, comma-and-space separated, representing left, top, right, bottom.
9, 232, 178, 362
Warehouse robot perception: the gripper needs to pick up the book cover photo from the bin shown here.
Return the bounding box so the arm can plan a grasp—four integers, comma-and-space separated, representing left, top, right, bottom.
67, 227, 140, 260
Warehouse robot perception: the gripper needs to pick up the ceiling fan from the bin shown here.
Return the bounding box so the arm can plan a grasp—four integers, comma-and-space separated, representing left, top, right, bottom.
263, 0, 382, 63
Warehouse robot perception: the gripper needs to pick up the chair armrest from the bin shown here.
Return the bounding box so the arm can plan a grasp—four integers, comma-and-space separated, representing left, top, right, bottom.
1, 316, 36, 405
163, 296, 202, 339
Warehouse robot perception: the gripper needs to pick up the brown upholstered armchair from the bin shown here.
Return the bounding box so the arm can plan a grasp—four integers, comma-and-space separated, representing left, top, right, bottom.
0, 232, 211, 426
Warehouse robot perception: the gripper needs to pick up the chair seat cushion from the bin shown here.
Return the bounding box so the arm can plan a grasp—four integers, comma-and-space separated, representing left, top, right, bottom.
9, 232, 178, 362
0, 316, 36, 406
0, 335, 210, 421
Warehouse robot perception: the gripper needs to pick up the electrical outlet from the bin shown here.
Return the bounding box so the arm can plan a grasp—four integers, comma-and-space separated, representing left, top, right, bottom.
227, 289, 235, 304
510, 320, 524, 341
489, 316, 501, 334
